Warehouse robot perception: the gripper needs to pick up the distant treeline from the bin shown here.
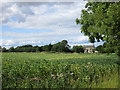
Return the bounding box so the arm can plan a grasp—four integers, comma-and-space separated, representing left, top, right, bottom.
0, 40, 115, 53
0, 40, 85, 53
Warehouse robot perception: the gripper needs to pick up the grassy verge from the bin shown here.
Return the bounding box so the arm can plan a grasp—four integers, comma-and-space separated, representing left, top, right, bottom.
91, 73, 118, 88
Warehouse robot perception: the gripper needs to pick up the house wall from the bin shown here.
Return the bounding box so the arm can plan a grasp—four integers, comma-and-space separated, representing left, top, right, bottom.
84, 47, 94, 53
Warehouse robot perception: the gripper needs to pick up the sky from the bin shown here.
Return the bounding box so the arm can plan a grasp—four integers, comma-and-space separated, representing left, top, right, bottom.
0, 1, 104, 48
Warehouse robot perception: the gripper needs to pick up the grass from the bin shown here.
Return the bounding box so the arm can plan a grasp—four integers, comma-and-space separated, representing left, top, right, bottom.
1, 52, 119, 88
92, 74, 118, 88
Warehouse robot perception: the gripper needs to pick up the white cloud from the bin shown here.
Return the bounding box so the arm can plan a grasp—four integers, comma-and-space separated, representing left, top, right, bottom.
70, 43, 93, 48
1, 39, 15, 46
2, 0, 87, 2
70, 36, 89, 43
2, 2, 86, 28
1, 2, 103, 47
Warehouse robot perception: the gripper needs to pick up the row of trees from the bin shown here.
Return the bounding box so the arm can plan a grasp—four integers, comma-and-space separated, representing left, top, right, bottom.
0, 40, 116, 54
0, 40, 85, 53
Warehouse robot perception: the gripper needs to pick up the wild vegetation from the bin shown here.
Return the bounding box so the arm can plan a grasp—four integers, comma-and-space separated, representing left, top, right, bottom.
2, 53, 119, 88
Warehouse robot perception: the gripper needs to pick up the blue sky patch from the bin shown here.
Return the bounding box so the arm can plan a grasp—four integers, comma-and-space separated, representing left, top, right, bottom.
2, 25, 53, 33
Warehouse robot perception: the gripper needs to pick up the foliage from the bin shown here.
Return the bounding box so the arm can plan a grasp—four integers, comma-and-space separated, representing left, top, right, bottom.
9, 47, 15, 52
41, 44, 53, 52
1, 39, 117, 54
51, 40, 71, 52
96, 43, 115, 53
2, 47, 7, 52
72, 45, 85, 53
103, 43, 115, 53
2, 53, 119, 88
1, 40, 72, 53
95, 45, 104, 53
76, 2, 120, 56
0, 46, 1, 52
15, 45, 36, 52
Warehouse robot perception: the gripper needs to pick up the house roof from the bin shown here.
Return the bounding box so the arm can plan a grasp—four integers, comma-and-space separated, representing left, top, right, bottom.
83, 45, 94, 48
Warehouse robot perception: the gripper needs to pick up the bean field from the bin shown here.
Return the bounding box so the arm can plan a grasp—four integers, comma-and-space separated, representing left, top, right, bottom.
2, 52, 119, 88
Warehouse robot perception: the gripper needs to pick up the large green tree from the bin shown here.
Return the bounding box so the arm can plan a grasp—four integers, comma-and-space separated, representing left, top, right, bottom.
9, 47, 15, 52
42, 44, 53, 52
2, 47, 7, 52
76, 2, 120, 56
51, 40, 71, 52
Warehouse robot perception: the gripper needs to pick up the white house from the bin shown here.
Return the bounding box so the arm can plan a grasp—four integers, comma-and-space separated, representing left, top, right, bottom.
84, 45, 95, 53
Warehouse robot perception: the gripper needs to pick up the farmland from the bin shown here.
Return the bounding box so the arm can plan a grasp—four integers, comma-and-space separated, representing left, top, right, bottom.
2, 52, 119, 88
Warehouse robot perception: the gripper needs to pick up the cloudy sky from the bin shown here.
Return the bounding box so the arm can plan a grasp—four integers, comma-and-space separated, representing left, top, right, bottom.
1, 1, 104, 48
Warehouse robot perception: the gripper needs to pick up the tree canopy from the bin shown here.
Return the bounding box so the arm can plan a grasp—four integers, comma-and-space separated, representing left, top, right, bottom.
72, 46, 85, 53
51, 40, 71, 52
1, 40, 72, 53
76, 2, 120, 56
